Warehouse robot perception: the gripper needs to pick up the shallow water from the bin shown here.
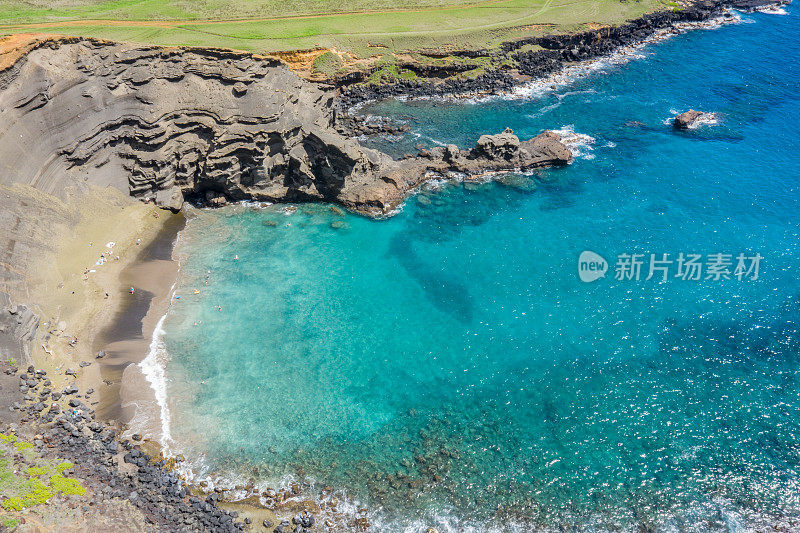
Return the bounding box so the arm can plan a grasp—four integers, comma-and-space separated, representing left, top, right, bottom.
150, 6, 799, 531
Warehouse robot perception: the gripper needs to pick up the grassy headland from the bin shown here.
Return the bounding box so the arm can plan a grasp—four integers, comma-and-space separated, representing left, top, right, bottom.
0, 0, 671, 82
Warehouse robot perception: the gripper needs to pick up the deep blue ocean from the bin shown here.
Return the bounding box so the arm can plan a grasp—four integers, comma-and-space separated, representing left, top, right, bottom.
147, 6, 799, 531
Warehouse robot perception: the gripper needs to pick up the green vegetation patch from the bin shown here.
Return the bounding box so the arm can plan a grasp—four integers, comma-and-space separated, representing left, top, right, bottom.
0, 0, 494, 24
55, 461, 74, 474
48, 474, 86, 496
0, 435, 86, 515
25, 466, 48, 477
367, 65, 419, 84
312, 51, 344, 77
2, 517, 20, 529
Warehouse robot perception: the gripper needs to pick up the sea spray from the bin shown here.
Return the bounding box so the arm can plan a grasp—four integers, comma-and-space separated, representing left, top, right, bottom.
379, 10, 751, 107
504, 11, 748, 102
550, 125, 597, 160
138, 312, 174, 447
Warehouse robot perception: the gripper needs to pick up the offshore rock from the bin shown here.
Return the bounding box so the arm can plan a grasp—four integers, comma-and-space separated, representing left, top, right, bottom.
0, 37, 572, 216
673, 109, 706, 129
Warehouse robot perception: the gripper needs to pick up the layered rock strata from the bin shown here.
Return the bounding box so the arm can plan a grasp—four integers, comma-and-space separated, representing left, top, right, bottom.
0, 38, 571, 216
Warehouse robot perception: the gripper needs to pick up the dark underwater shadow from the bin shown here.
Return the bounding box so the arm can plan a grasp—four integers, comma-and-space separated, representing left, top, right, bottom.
386, 232, 475, 324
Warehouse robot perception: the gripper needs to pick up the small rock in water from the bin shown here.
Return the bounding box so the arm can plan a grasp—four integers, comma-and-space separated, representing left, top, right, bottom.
330, 220, 347, 229
300, 511, 314, 528
132, 433, 142, 441
673, 109, 707, 129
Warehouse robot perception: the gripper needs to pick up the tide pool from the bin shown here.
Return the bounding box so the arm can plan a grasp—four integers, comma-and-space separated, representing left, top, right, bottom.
153, 7, 800, 531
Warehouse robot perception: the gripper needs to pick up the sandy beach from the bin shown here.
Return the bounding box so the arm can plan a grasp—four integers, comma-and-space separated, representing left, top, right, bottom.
96, 214, 184, 430
1, 182, 183, 429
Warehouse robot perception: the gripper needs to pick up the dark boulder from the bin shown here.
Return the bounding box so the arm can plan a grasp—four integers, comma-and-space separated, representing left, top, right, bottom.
673, 109, 704, 129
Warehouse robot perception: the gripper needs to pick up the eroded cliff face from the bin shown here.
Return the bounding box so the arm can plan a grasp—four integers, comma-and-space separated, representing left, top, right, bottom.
0, 37, 571, 215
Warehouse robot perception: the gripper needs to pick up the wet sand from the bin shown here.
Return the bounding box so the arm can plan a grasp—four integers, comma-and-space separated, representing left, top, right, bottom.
94, 214, 185, 424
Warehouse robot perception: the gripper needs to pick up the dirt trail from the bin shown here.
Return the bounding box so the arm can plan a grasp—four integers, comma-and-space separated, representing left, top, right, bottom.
0, 0, 521, 30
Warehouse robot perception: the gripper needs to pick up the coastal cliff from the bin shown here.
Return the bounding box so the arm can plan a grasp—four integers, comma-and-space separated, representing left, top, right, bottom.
0, 37, 571, 217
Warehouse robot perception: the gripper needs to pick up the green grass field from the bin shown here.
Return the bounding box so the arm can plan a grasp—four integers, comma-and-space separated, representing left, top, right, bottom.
0, 0, 666, 59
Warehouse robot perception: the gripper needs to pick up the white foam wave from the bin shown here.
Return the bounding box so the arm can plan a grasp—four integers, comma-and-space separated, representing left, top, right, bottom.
510, 48, 645, 101
407, 129, 447, 146
141, 392, 798, 533
756, 4, 788, 14
124, 227, 187, 451
133, 305, 175, 450
237, 199, 274, 209
663, 111, 721, 129
551, 125, 597, 160
687, 112, 721, 129
348, 9, 748, 113
501, 10, 745, 103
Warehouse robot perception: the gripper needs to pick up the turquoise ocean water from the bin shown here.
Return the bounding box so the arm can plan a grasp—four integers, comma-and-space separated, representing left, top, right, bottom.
148, 7, 800, 531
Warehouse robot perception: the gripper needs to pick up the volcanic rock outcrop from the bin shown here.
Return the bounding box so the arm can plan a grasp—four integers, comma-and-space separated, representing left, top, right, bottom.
673, 109, 712, 129
0, 37, 571, 215
0, 294, 38, 362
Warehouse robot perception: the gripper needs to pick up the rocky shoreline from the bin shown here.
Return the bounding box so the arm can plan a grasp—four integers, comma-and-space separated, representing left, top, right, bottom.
2, 0, 782, 217
1, 360, 253, 531
0, 36, 572, 219
335, 0, 786, 108
0, 354, 366, 532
